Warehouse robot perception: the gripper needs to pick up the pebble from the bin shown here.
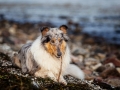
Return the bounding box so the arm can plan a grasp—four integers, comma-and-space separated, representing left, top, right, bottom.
91, 63, 102, 70
116, 67, 120, 74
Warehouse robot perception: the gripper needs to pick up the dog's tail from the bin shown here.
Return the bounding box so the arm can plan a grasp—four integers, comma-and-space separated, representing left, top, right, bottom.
64, 64, 85, 80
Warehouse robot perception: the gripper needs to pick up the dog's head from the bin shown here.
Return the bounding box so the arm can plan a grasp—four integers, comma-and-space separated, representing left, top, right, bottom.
40, 25, 69, 58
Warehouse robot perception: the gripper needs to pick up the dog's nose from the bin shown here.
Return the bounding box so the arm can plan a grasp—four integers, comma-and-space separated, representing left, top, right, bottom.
57, 52, 62, 57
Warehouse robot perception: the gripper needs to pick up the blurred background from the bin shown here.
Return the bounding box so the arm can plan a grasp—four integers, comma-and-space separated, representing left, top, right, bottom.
0, 0, 120, 44
0, 0, 120, 89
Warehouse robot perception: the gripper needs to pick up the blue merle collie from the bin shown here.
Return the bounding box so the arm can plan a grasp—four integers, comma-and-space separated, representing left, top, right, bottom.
12, 25, 84, 85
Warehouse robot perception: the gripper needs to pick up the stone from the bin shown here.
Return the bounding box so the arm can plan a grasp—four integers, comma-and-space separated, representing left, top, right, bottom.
70, 44, 88, 55
96, 63, 115, 72
9, 24, 17, 36
97, 53, 106, 60
84, 37, 95, 44
106, 78, 120, 87
100, 66, 120, 78
91, 63, 102, 70
84, 58, 99, 66
104, 57, 120, 67
116, 67, 120, 74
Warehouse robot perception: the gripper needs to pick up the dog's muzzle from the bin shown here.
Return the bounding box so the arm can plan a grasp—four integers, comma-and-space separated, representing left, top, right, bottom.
56, 52, 62, 58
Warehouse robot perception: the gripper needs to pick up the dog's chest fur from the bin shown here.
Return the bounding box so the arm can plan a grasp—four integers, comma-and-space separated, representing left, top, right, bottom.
30, 36, 71, 75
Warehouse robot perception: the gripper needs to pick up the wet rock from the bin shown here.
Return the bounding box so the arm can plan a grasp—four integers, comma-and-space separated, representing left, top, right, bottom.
1, 30, 15, 44
70, 35, 84, 42
104, 57, 120, 67
0, 44, 11, 51
0, 44, 17, 60
100, 67, 116, 78
93, 78, 115, 90
9, 24, 17, 36
83, 69, 93, 80
83, 37, 95, 44
106, 78, 120, 87
96, 63, 115, 72
71, 55, 84, 69
97, 53, 106, 60
94, 78, 120, 89
71, 44, 88, 55
116, 67, 120, 74
73, 23, 82, 35
99, 63, 120, 78
84, 58, 100, 66
91, 63, 102, 71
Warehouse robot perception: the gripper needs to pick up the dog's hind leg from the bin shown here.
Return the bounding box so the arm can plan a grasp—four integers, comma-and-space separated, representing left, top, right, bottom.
11, 52, 28, 73
12, 53, 21, 68
29, 59, 41, 75
64, 64, 85, 80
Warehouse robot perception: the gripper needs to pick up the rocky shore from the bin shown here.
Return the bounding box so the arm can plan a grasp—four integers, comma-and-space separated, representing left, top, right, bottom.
0, 19, 120, 90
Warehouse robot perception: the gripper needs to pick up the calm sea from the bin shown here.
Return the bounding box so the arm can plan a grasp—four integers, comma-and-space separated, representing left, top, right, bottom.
0, 0, 120, 44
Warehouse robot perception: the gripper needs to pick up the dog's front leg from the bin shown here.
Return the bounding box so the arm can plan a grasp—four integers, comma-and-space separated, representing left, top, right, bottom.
47, 72, 67, 85
34, 69, 48, 78
47, 71, 58, 82
35, 69, 57, 82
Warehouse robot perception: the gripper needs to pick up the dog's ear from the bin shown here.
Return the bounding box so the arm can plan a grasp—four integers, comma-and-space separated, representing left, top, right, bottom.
41, 36, 50, 44
40, 26, 50, 36
59, 25, 68, 34
62, 34, 69, 42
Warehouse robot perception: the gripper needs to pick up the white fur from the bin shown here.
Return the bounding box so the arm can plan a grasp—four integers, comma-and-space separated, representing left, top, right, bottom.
30, 36, 71, 84
64, 64, 84, 80
30, 35, 84, 84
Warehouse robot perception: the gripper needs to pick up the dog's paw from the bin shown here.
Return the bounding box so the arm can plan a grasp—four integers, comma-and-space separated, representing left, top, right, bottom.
34, 71, 46, 78
50, 77, 57, 82
58, 76, 67, 85
59, 79, 67, 85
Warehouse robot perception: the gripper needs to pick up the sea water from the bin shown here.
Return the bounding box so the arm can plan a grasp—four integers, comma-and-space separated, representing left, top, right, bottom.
0, 0, 120, 44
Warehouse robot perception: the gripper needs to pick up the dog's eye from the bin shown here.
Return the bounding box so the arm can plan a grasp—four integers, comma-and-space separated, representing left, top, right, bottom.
46, 37, 50, 42
51, 40, 55, 43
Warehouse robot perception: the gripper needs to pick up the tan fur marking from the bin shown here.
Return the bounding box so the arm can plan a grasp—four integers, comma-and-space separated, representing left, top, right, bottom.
60, 40, 66, 54
45, 42, 57, 56
45, 38, 66, 57
12, 54, 21, 68
42, 28, 49, 36
58, 38, 61, 41
60, 27, 67, 34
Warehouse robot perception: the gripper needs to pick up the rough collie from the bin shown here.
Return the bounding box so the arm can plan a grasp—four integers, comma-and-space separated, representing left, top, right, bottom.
12, 25, 84, 85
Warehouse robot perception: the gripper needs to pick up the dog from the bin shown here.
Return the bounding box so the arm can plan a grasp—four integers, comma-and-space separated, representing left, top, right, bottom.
12, 25, 84, 85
